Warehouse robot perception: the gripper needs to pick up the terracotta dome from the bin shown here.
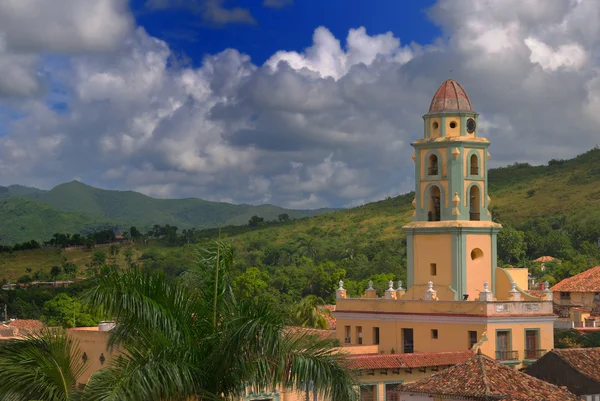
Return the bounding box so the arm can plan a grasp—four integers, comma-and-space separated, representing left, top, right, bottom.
428, 79, 473, 113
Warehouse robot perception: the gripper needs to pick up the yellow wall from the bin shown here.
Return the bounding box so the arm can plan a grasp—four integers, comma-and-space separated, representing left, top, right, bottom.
336, 318, 486, 355
482, 321, 554, 363
503, 268, 528, 290
413, 234, 453, 288
465, 234, 492, 301
445, 117, 461, 137
68, 328, 119, 385
554, 291, 598, 307
496, 268, 539, 301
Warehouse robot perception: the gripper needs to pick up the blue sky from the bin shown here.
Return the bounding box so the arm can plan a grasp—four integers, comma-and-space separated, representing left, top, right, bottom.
132, 0, 440, 66
0, 0, 598, 208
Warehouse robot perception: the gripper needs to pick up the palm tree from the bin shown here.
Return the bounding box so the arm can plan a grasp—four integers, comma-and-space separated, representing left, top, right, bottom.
80, 239, 356, 401
293, 295, 332, 329
0, 328, 87, 401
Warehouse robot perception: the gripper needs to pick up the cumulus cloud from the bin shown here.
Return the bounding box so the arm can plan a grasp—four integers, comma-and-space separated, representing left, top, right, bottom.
0, 0, 133, 97
1, 0, 600, 209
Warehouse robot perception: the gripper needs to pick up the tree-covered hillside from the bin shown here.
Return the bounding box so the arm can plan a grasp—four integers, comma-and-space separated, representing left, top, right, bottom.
0, 181, 334, 244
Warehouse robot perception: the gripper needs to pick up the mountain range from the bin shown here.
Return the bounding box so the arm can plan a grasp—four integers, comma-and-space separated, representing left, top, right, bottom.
1, 147, 600, 246
0, 181, 334, 245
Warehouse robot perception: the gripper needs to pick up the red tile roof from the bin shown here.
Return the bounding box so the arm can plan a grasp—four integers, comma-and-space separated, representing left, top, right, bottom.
7, 319, 44, 330
526, 290, 545, 298
550, 266, 600, 292
429, 79, 473, 112
323, 305, 336, 329
551, 348, 600, 383
533, 256, 559, 263
346, 350, 473, 370
398, 354, 579, 401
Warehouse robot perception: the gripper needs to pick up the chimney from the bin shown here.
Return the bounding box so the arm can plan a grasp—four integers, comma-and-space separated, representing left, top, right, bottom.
540, 282, 545, 290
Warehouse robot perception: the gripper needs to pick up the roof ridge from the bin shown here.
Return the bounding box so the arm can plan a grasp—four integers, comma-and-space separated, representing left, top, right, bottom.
478, 356, 495, 397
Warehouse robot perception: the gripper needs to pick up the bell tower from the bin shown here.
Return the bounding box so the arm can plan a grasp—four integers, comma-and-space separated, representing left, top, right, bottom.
403, 79, 502, 301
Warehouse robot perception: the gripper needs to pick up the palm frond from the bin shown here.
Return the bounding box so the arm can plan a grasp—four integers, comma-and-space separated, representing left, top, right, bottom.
0, 328, 87, 401
83, 267, 204, 348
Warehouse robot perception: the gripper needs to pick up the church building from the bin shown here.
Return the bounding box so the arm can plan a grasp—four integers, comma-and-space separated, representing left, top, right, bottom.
333, 80, 556, 392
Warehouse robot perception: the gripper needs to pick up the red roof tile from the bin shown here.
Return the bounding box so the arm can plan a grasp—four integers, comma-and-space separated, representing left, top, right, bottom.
526, 290, 545, 298
346, 350, 473, 371
322, 305, 336, 329
550, 266, 600, 292
398, 354, 579, 401
533, 256, 559, 263
429, 79, 473, 113
551, 348, 600, 383
7, 319, 44, 330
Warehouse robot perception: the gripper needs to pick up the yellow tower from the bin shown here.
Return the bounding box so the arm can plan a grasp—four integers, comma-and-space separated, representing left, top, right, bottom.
403, 79, 502, 301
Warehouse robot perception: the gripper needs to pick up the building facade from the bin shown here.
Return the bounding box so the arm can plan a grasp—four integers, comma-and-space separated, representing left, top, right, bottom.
334, 79, 556, 375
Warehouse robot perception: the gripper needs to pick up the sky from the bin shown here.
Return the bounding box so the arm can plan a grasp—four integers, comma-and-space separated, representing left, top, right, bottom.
0, 0, 599, 209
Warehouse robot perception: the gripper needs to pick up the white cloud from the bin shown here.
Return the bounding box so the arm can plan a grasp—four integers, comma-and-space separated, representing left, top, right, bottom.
1, 0, 600, 210
524, 37, 587, 71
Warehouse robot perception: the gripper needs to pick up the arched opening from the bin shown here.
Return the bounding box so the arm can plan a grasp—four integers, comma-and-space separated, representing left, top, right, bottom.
428, 154, 438, 176
469, 185, 480, 221
428, 186, 441, 221
470, 154, 479, 175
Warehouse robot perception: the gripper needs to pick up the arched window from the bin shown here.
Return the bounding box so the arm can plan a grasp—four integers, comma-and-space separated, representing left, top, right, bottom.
428, 186, 441, 221
428, 154, 438, 176
469, 185, 480, 221
470, 154, 479, 175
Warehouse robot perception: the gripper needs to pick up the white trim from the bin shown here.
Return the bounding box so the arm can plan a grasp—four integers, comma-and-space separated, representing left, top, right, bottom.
334, 312, 556, 325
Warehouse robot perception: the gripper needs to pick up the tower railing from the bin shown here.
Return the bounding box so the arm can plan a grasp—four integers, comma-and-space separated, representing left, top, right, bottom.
428, 166, 438, 175
469, 212, 480, 221
470, 166, 479, 175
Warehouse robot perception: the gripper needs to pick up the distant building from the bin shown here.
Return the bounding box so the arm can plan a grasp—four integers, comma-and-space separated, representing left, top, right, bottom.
526, 348, 600, 401
551, 266, 600, 329
0, 319, 45, 338
397, 352, 579, 400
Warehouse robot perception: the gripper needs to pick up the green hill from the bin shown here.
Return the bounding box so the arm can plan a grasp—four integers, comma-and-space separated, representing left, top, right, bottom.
222, 148, 600, 271
0, 181, 335, 245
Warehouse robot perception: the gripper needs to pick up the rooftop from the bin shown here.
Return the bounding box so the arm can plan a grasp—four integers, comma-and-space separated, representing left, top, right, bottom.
398, 353, 579, 401
6, 319, 44, 330
550, 348, 600, 383
347, 350, 473, 371
428, 79, 473, 113
550, 266, 600, 292
533, 256, 560, 263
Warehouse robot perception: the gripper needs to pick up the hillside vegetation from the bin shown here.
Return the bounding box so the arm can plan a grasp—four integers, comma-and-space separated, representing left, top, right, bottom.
4, 148, 600, 324
0, 181, 334, 244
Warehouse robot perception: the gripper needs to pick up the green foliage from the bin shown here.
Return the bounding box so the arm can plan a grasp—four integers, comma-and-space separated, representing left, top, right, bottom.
497, 226, 526, 265
80, 247, 357, 401
292, 295, 332, 329
42, 293, 97, 328
0, 328, 87, 401
554, 329, 600, 349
